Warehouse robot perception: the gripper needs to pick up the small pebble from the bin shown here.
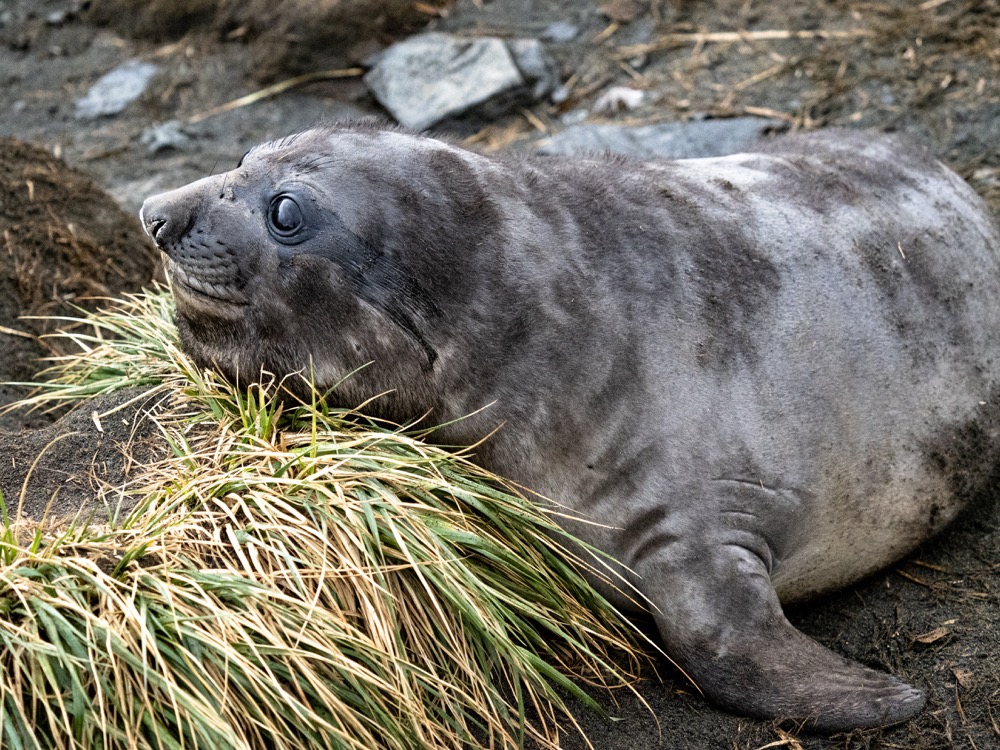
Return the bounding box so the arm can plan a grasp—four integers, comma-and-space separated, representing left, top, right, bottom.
550, 84, 571, 105
140, 120, 192, 154
541, 21, 579, 43
592, 86, 646, 116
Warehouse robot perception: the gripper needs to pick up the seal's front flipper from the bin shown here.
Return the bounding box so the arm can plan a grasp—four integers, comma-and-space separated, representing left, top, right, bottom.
639, 542, 925, 731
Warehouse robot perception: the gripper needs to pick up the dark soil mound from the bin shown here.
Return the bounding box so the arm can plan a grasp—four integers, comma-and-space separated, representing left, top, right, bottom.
85, 0, 450, 80
0, 388, 166, 523
82, 0, 217, 42
0, 138, 159, 427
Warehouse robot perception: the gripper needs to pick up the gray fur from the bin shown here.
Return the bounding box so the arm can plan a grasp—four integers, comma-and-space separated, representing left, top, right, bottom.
140, 124, 1000, 731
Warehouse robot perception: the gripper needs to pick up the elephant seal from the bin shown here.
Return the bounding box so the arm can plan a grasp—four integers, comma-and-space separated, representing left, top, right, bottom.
140, 124, 1000, 731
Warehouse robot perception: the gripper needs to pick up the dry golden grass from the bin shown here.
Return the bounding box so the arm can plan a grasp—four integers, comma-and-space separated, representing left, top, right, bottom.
0, 290, 651, 750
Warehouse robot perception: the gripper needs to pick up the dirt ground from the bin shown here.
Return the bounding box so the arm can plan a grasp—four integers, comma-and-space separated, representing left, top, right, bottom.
0, 0, 998, 748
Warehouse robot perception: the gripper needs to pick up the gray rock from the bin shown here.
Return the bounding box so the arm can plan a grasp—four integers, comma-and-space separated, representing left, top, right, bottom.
542, 21, 579, 42
550, 84, 572, 106
618, 17, 655, 47
559, 108, 589, 126
507, 38, 558, 100
537, 118, 786, 159
364, 33, 553, 131
75, 60, 159, 119
140, 120, 192, 154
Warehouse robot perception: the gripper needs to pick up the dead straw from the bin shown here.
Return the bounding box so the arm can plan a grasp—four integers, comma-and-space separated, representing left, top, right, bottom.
187, 68, 364, 124
0, 289, 654, 750
616, 28, 876, 59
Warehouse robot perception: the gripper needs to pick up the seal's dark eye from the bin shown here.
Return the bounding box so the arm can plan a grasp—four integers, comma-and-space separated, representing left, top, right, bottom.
269, 195, 303, 236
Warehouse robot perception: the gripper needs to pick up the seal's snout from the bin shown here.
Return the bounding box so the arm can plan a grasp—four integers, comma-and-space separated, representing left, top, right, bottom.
139, 191, 194, 251
139, 181, 248, 305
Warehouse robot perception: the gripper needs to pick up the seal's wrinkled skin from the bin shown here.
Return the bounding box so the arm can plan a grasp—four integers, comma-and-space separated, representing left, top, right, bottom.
140, 124, 1000, 731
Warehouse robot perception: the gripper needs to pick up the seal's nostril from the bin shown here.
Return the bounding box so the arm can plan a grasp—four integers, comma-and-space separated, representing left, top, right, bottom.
140, 194, 178, 246
140, 194, 197, 251
140, 199, 169, 244
150, 218, 167, 241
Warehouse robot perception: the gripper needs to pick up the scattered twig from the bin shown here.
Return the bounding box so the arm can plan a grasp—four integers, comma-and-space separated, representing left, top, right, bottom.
896, 568, 932, 586
955, 685, 967, 724
80, 145, 130, 162
911, 559, 949, 572
741, 106, 797, 122
720, 62, 788, 108
413, 2, 446, 16
732, 62, 789, 92
593, 21, 620, 44
0, 325, 33, 340
919, 0, 956, 10
187, 68, 364, 124
616, 29, 876, 59
618, 60, 648, 83
754, 728, 805, 750
149, 40, 189, 59
521, 109, 549, 135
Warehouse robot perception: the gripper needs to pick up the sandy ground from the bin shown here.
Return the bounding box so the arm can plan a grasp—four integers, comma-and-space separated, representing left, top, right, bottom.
0, 0, 998, 747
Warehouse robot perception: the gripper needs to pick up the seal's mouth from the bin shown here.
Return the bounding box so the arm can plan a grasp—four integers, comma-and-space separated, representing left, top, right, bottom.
168, 262, 248, 306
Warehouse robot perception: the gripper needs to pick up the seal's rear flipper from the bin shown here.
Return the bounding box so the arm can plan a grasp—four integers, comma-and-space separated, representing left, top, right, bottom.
640, 542, 926, 731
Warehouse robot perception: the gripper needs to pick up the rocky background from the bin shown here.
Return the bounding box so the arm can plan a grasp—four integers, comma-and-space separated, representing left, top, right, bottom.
0, 0, 998, 748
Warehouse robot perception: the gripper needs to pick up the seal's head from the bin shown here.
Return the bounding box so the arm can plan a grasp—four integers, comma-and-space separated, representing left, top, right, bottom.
140, 125, 499, 409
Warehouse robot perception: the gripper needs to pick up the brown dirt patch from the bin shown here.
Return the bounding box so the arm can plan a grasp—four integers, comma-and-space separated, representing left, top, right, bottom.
0, 388, 167, 524
85, 0, 450, 80
0, 138, 159, 426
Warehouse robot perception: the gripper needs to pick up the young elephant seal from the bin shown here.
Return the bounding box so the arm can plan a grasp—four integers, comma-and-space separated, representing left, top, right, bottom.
140, 124, 1000, 731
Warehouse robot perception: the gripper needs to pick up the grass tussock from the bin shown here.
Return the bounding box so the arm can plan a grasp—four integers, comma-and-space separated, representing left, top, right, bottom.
0, 290, 650, 750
